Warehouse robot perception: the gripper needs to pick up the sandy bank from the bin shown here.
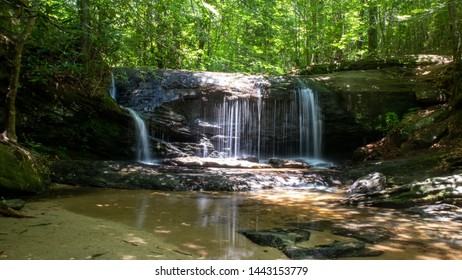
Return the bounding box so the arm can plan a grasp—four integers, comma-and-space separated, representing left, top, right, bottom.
0, 200, 193, 260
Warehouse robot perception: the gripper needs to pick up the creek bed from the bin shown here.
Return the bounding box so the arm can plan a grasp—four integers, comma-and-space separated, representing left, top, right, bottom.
3, 184, 461, 260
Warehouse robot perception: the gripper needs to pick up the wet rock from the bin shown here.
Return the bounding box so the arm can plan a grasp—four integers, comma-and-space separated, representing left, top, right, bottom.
268, 159, 310, 169
283, 240, 383, 260
331, 225, 392, 244
410, 174, 462, 194
50, 160, 239, 191
347, 172, 387, 194
239, 228, 311, 250
287, 220, 392, 244
1, 199, 26, 211
51, 160, 346, 192
343, 173, 462, 208
237, 156, 259, 163
240, 227, 383, 259
116, 69, 420, 159
406, 204, 462, 222
163, 156, 272, 168
286, 220, 335, 232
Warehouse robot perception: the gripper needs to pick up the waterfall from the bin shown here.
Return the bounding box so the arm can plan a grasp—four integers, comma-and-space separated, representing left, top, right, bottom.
212, 80, 323, 160
109, 73, 155, 164
125, 107, 155, 165
109, 72, 116, 100
215, 97, 256, 158
295, 81, 323, 159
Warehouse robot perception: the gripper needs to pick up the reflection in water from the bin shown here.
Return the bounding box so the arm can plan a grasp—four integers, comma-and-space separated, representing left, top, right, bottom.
56, 188, 462, 260
134, 197, 149, 228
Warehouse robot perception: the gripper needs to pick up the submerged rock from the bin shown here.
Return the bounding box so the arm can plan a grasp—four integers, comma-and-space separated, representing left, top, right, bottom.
283, 240, 383, 260
286, 220, 392, 244
239, 226, 384, 259
239, 229, 311, 250
285, 220, 335, 231
330, 225, 392, 244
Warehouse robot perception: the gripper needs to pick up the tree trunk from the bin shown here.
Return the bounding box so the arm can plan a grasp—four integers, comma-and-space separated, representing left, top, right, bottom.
449, 0, 462, 109
2, 15, 36, 142
367, 2, 378, 56
78, 0, 90, 70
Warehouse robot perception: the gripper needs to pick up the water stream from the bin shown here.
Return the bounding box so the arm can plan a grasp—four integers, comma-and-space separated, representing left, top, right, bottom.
110, 74, 156, 164
51, 187, 462, 260
212, 81, 324, 161
125, 107, 155, 165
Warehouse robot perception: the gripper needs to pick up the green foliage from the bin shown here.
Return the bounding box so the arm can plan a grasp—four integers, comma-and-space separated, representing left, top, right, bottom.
3, 0, 461, 77
385, 112, 401, 131
375, 112, 401, 134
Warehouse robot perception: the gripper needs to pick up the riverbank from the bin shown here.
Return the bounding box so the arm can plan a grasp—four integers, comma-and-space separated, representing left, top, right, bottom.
1, 185, 288, 260
0, 195, 194, 260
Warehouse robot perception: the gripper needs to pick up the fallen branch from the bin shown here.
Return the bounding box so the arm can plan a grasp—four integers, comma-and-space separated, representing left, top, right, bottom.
0, 203, 33, 218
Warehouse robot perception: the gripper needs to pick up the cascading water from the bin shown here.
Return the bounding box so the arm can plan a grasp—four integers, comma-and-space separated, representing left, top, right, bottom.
125, 107, 155, 165
109, 73, 155, 164
212, 79, 323, 160
295, 81, 323, 159
109, 72, 117, 100
214, 97, 259, 158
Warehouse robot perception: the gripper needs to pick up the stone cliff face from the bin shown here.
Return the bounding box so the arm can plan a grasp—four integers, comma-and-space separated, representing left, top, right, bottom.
115, 69, 419, 160
0, 67, 425, 162
0, 79, 134, 160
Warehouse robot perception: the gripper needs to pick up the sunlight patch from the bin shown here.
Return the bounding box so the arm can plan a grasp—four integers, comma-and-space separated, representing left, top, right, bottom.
123, 234, 147, 246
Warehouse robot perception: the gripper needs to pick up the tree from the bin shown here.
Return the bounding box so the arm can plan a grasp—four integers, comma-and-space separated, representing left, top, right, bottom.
367, 0, 378, 55
449, 0, 462, 109
2, 0, 37, 142
77, 0, 90, 70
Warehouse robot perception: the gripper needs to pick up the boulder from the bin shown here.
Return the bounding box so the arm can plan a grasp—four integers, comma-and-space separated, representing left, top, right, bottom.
0, 142, 49, 194
1, 199, 26, 210
347, 172, 387, 194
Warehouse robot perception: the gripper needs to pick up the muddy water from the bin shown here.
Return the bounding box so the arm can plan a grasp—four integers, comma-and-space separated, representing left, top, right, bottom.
48, 186, 462, 260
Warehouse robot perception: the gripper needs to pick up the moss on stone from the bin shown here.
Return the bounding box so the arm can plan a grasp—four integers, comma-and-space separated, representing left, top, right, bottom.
0, 142, 50, 194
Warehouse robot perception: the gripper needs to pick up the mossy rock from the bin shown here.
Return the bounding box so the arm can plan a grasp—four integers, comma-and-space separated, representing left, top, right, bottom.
239, 228, 311, 250
0, 142, 50, 194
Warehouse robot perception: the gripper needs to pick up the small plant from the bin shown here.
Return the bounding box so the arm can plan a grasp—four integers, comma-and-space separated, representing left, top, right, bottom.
384, 112, 400, 131
375, 112, 400, 134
